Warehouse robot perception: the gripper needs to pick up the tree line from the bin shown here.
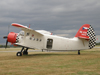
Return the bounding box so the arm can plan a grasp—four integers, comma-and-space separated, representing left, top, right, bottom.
96, 42, 100, 45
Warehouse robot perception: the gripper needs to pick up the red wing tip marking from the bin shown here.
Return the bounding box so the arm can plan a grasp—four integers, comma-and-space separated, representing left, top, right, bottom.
12, 23, 28, 28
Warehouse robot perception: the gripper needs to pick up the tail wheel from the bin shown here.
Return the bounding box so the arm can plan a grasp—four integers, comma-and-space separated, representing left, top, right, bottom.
78, 50, 80, 55
16, 52, 22, 56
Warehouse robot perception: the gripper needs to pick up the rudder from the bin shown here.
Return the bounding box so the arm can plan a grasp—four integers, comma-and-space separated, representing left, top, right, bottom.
87, 25, 96, 49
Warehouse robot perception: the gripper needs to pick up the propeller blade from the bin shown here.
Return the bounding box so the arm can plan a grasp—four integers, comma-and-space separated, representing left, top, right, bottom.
3, 36, 7, 39
5, 40, 8, 49
3, 25, 10, 49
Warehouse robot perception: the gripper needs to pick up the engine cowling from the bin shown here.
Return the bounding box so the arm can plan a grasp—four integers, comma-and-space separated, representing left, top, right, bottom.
7, 32, 18, 43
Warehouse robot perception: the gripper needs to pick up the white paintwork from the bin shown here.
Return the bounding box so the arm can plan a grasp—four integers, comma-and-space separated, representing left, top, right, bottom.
44, 34, 89, 51
36, 30, 52, 35
16, 31, 89, 51
12, 23, 91, 51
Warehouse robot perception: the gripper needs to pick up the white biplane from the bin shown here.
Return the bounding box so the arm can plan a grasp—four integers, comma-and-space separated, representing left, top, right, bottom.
3, 23, 96, 56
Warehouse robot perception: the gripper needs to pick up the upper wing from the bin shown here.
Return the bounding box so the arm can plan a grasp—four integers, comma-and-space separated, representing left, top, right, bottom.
36, 30, 52, 35
12, 23, 44, 36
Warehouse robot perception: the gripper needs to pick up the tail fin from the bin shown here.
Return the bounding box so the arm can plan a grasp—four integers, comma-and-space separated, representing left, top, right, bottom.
75, 24, 96, 49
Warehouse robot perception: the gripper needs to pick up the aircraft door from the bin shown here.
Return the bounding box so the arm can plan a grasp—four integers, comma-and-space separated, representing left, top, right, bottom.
46, 39, 53, 49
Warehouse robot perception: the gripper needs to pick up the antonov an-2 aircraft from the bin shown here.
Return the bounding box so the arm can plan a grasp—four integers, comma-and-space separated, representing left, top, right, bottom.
3, 23, 96, 56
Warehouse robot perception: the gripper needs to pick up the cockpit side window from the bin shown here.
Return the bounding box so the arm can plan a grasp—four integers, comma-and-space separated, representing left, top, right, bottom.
19, 31, 24, 36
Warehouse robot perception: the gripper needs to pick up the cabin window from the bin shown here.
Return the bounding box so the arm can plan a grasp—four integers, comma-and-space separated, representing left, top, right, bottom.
33, 38, 35, 40
26, 33, 30, 36
46, 39, 53, 49
37, 38, 38, 41
30, 37, 32, 40
40, 39, 42, 42
19, 31, 24, 36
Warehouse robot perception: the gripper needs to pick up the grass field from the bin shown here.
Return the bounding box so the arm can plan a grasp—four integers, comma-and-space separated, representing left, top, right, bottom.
0, 47, 100, 75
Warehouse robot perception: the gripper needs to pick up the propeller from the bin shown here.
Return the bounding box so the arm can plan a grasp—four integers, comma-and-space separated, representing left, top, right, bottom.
6, 40, 8, 48
3, 36, 8, 49
3, 36, 7, 39
3, 36, 9, 49
3, 25, 10, 49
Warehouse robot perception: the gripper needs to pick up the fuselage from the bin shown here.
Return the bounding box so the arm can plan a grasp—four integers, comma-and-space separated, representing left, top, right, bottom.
16, 31, 89, 51
3, 23, 96, 56
44, 34, 89, 51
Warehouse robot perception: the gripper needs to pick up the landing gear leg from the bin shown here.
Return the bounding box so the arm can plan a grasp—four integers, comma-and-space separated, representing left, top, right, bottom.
16, 47, 29, 56
78, 50, 80, 55
42, 49, 43, 52
16, 47, 24, 56
23, 48, 28, 55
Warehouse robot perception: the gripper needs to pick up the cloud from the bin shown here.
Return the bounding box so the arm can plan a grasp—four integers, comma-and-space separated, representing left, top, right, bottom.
0, 0, 100, 44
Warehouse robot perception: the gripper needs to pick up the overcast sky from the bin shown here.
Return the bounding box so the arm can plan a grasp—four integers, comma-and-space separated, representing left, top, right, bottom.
0, 0, 100, 44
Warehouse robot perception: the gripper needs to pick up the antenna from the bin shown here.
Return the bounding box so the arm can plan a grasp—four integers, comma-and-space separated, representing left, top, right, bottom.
29, 24, 30, 28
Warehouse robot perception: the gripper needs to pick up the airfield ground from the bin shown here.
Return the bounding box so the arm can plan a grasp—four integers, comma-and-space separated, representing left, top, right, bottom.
0, 46, 100, 75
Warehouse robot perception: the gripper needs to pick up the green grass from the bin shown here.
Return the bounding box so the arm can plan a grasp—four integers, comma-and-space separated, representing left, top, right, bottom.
0, 48, 100, 75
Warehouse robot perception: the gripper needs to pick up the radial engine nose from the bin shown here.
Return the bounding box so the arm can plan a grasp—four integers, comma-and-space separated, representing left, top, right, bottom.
7, 32, 18, 43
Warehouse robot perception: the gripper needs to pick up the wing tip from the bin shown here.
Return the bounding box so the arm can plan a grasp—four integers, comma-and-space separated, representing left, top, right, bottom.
12, 23, 28, 28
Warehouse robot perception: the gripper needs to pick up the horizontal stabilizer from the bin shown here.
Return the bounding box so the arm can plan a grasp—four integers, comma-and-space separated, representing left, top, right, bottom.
78, 36, 89, 39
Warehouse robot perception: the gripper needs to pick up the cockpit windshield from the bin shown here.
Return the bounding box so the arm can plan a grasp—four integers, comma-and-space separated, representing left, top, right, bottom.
19, 31, 24, 36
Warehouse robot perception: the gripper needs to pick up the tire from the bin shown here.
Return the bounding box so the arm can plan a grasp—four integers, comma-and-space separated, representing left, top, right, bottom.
16, 52, 22, 56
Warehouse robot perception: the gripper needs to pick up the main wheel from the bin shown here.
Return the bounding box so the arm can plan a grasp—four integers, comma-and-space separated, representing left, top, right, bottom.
23, 50, 28, 55
16, 52, 22, 56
